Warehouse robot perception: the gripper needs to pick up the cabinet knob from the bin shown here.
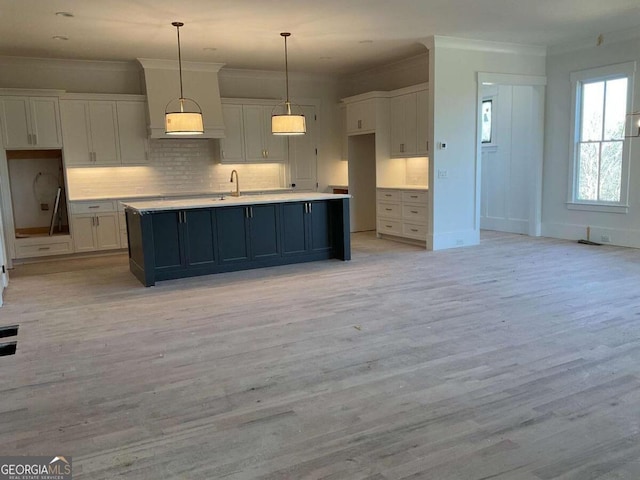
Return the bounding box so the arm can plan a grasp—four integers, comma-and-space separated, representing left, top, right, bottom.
357, 119, 362, 129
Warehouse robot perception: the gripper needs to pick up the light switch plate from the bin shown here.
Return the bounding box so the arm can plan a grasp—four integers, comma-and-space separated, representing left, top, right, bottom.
438, 169, 448, 179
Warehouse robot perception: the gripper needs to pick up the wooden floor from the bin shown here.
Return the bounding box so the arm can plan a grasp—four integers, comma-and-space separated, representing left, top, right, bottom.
2, 231, 640, 479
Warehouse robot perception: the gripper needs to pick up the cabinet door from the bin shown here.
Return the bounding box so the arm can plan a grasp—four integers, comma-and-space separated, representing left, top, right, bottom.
242, 105, 266, 162
346, 100, 376, 134
30, 97, 62, 148
95, 213, 120, 250
184, 209, 216, 267
117, 101, 149, 165
216, 206, 251, 264
89, 101, 120, 165
72, 215, 97, 252
152, 211, 185, 272
391, 93, 417, 156
60, 100, 93, 166
262, 106, 286, 162
281, 202, 309, 256
0, 97, 31, 147
288, 105, 317, 190
220, 104, 245, 163
416, 89, 429, 155
249, 204, 280, 260
309, 201, 332, 253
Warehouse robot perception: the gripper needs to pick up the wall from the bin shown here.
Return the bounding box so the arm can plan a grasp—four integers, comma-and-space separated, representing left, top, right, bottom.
7, 155, 66, 229
340, 52, 429, 97
542, 35, 640, 247
0, 57, 345, 194
65, 140, 283, 199
424, 36, 546, 250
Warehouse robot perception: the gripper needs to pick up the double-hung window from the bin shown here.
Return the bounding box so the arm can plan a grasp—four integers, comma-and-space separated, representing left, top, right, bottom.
569, 62, 636, 212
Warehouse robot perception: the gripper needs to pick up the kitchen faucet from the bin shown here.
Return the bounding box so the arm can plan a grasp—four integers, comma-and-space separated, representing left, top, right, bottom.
230, 169, 240, 196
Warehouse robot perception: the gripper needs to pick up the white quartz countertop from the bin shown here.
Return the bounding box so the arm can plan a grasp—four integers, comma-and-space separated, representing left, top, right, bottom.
124, 193, 351, 212
377, 185, 429, 191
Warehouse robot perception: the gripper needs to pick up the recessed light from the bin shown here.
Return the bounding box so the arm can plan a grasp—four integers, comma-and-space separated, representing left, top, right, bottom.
55, 12, 74, 18
358, 40, 373, 44
52, 35, 69, 41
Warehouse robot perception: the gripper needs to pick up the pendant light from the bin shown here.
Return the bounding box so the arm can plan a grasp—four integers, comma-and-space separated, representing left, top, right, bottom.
165, 21, 204, 135
272, 32, 306, 136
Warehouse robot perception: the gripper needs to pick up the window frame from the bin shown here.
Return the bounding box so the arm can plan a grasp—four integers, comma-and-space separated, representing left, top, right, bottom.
568, 61, 636, 213
481, 98, 494, 145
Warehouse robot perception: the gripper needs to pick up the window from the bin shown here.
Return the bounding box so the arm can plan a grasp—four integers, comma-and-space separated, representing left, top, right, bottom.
481, 99, 493, 143
570, 62, 635, 211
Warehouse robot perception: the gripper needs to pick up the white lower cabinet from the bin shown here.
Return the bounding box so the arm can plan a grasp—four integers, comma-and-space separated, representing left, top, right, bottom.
377, 188, 428, 242
70, 201, 121, 252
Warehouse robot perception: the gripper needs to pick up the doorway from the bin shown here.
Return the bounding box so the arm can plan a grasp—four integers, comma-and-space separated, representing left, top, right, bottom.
348, 133, 376, 232
477, 74, 546, 237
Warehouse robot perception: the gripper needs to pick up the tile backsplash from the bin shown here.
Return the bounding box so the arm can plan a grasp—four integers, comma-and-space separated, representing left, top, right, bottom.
66, 139, 284, 199
406, 157, 429, 186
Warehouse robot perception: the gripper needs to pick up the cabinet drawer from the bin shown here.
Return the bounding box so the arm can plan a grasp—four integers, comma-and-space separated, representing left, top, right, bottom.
402, 204, 427, 222
378, 219, 402, 235
402, 190, 428, 204
15, 240, 73, 258
378, 201, 401, 219
70, 200, 116, 214
377, 189, 401, 202
403, 222, 427, 239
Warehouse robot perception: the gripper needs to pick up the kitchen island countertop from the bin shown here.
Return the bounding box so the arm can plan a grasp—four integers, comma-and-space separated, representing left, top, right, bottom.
124, 193, 351, 213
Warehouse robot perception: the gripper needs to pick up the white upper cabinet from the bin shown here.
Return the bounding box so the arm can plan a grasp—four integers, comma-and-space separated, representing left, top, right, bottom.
242, 105, 286, 162
60, 95, 147, 167
219, 101, 287, 164
0, 96, 62, 148
60, 99, 119, 166
117, 101, 149, 165
346, 99, 377, 134
390, 93, 418, 156
389, 85, 429, 158
219, 104, 245, 163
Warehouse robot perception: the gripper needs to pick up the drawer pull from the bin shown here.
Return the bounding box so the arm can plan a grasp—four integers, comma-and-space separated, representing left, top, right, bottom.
411, 196, 418, 199
410, 210, 418, 214
385, 225, 393, 228
38, 247, 51, 251
88, 206, 100, 209
385, 194, 392, 197
411, 229, 419, 232
385, 208, 392, 211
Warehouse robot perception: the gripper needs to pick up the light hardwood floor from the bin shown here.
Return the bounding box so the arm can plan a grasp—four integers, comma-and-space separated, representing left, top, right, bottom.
2, 231, 640, 479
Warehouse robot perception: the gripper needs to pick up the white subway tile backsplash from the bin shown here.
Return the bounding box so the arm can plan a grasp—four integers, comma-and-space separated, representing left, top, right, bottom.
406, 157, 429, 186
66, 139, 284, 199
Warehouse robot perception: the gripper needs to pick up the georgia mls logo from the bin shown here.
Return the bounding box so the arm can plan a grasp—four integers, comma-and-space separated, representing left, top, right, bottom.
0, 455, 72, 479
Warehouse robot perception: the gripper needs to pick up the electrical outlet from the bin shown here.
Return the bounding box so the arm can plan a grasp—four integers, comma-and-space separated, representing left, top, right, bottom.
438, 169, 448, 179
601, 235, 611, 243
439, 141, 448, 150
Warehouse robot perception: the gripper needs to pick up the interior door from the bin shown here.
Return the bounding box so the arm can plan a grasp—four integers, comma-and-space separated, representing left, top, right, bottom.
480, 85, 534, 235
288, 105, 317, 190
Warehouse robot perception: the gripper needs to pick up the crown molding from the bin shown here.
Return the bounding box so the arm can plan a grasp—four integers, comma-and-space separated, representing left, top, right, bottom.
137, 58, 225, 72
426, 36, 546, 57
0, 55, 137, 72
548, 26, 640, 56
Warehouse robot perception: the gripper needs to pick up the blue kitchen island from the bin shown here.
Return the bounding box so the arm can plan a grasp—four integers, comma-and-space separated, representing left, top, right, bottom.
124, 193, 351, 286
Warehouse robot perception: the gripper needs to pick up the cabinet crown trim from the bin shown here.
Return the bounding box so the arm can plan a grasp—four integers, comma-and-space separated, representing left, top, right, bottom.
389, 83, 429, 97
341, 91, 391, 104
60, 93, 146, 102
0, 88, 65, 97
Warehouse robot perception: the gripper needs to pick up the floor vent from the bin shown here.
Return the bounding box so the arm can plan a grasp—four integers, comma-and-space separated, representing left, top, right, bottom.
0, 341, 17, 356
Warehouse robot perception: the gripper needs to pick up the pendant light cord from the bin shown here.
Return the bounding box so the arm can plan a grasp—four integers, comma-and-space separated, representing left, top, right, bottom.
173, 22, 185, 101
284, 34, 289, 103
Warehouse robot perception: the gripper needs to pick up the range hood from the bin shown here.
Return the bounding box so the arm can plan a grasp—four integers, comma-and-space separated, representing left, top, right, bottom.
138, 58, 226, 139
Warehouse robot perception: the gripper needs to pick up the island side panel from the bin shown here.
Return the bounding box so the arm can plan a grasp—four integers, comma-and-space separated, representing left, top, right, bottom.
126, 208, 156, 287
332, 198, 351, 261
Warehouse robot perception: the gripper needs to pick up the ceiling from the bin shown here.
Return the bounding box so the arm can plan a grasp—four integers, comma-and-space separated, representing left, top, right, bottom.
1, 0, 640, 75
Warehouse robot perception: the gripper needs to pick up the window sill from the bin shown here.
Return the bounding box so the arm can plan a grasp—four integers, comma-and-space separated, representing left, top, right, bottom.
566, 202, 629, 214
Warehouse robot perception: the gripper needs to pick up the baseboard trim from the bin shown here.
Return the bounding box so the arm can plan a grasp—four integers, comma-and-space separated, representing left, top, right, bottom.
542, 222, 640, 249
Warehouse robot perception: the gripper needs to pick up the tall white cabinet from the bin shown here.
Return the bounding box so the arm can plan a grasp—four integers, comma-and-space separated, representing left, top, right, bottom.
389, 83, 429, 157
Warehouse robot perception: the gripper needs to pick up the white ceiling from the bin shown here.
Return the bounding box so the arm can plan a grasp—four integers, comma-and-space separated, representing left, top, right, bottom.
1, 0, 640, 75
